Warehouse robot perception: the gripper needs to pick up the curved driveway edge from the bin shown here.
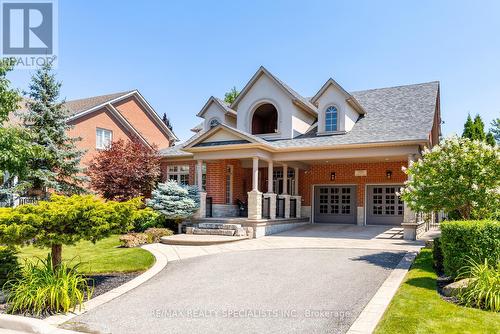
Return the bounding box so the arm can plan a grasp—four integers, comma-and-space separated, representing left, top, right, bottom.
44, 243, 168, 326
347, 251, 418, 334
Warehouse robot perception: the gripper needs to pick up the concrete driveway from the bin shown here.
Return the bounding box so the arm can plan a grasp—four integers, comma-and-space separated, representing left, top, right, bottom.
69, 248, 405, 334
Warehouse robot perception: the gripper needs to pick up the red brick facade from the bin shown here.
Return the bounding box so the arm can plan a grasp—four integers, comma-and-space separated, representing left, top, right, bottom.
161, 159, 408, 207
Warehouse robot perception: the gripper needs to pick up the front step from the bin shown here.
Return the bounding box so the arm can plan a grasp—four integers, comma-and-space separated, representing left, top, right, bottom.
198, 223, 242, 230
191, 228, 235, 236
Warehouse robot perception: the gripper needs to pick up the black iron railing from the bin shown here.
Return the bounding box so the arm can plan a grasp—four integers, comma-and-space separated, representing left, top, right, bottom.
206, 196, 213, 217
262, 196, 270, 219
276, 197, 285, 218
290, 198, 297, 218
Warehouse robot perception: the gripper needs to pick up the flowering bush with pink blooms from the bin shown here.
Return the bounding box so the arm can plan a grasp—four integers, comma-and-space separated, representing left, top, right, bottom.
399, 136, 500, 220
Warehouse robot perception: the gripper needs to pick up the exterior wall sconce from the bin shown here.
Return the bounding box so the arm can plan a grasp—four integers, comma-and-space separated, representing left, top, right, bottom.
330, 172, 336, 181
386, 170, 392, 179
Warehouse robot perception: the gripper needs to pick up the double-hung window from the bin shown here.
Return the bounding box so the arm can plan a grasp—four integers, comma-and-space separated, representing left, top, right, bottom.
96, 128, 112, 149
167, 165, 190, 185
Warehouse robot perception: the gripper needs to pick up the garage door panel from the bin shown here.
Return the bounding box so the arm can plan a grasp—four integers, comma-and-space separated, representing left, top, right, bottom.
366, 185, 404, 225
314, 186, 356, 224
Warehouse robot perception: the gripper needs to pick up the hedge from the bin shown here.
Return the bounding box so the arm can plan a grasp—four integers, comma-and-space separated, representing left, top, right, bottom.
440, 220, 500, 277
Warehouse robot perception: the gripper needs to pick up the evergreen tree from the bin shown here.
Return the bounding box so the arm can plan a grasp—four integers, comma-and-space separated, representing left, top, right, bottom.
161, 112, 173, 131
486, 132, 496, 146
146, 181, 200, 233
21, 63, 86, 196
462, 114, 474, 139
472, 114, 486, 141
490, 118, 500, 143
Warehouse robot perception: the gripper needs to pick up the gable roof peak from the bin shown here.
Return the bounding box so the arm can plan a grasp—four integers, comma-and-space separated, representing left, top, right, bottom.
197, 95, 237, 118
311, 77, 366, 115
229, 66, 317, 116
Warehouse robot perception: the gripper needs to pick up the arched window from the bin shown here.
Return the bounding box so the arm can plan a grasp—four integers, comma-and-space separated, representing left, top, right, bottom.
325, 106, 338, 132
209, 119, 220, 128
251, 103, 278, 134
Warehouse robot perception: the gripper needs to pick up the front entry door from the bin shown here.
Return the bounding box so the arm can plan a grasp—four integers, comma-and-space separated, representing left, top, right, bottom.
314, 186, 357, 224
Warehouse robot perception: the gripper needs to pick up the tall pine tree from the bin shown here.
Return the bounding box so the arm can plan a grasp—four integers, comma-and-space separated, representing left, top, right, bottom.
21, 63, 87, 196
472, 114, 486, 141
462, 114, 475, 139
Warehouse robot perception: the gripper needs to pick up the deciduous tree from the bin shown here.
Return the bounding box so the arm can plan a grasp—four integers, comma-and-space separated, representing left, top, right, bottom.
87, 139, 161, 201
400, 136, 500, 220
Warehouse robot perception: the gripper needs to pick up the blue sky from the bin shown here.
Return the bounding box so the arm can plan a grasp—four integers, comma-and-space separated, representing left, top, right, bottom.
8, 0, 500, 142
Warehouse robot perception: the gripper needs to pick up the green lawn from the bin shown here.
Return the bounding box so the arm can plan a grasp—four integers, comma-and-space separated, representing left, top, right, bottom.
375, 248, 500, 334
17, 236, 155, 274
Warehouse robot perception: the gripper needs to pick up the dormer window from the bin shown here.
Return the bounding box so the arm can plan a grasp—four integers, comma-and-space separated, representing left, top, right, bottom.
209, 119, 220, 128
325, 106, 338, 132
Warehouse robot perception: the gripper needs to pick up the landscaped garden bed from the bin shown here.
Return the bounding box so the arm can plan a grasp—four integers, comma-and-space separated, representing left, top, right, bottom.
0, 235, 154, 317
375, 248, 500, 334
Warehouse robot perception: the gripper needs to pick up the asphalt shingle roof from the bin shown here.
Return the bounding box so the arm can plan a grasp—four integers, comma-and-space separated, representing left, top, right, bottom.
64, 91, 133, 116
160, 81, 439, 157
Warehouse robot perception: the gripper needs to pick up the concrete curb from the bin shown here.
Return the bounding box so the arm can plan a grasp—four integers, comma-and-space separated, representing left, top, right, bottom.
346, 250, 419, 334
43, 243, 168, 326
0, 314, 81, 334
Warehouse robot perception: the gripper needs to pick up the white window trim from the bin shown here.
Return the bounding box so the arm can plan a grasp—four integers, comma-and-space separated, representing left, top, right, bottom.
325, 105, 339, 132
167, 165, 190, 185
96, 128, 113, 150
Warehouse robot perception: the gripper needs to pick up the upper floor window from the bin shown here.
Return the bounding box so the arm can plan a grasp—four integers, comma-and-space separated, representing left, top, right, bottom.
96, 128, 112, 149
209, 119, 220, 128
325, 106, 338, 132
252, 103, 278, 135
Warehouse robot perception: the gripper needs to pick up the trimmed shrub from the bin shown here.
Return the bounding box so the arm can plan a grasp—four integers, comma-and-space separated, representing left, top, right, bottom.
457, 258, 500, 312
432, 237, 444, 274
4, 255, 92, 316
144, 228, 173, 243
441, 220, 500, 277
119, 233, 148, 248
0, 246, 20, 287
131, 208, 161, 232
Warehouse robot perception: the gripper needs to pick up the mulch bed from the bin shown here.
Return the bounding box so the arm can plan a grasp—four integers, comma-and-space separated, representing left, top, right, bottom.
0, 271, 141, 318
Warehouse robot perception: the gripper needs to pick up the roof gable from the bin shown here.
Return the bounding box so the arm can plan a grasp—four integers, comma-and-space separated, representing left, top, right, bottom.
196, 96, 236, 118
230, 66, 317, 116
184, 124, 269, 149
311, 78, 366, 115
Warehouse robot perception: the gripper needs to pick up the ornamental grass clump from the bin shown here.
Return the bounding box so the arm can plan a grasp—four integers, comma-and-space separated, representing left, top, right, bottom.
457, 258, 500, 312
4, 254, 93, 316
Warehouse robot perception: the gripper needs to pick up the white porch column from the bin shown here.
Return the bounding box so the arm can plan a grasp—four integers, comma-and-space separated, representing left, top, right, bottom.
403, 154, 418, 240
248, 157, 262, 220
252, 157, 259, 191
267, 160, 273, 193
196, 160, 203, 191
194, 160, 206, 219
294, 167, 299, 196
264, 160, 277, 219
282, 163, 288, 195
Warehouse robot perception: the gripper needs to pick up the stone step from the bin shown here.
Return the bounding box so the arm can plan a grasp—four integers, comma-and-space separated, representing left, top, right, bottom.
198, 223, 242, 230
192, 228, 235, 236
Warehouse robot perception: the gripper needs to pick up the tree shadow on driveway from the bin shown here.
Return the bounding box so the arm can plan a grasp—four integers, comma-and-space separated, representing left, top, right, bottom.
350, 251, 406, 270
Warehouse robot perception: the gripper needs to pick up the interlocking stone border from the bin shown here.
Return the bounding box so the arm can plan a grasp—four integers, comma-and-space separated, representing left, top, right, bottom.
347, 251, 418, 334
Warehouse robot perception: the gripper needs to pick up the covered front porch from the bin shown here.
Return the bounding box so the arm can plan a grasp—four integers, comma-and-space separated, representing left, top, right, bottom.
194, 157, 305, 221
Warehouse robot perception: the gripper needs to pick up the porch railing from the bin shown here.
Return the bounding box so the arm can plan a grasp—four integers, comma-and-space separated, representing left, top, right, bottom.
276, 198, 285, 218
262, 196, 270, 219
206, 196, 213, 218
19, 197, 39, 206
290, 198, 297, 218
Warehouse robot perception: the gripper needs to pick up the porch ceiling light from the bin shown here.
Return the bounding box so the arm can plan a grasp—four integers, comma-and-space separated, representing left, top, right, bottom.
330, 172, 336, 181
386, 170, 392, 179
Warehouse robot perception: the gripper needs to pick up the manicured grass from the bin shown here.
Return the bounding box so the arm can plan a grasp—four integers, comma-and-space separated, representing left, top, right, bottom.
17, 236, 155, 274
375, 249, 500, 334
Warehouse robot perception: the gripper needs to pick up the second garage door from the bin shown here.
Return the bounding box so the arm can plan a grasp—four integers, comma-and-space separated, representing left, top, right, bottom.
366, 185, 404, 225
314, 186, 357, 224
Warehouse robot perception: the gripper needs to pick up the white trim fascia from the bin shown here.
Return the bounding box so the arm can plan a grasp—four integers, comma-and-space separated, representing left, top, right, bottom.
105, 104, 152, 149
197, 96, 236, 118
310, 78, 366, 115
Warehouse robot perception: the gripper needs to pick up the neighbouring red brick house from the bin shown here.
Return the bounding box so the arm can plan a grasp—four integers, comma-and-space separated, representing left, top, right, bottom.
160, 67, 441, 239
